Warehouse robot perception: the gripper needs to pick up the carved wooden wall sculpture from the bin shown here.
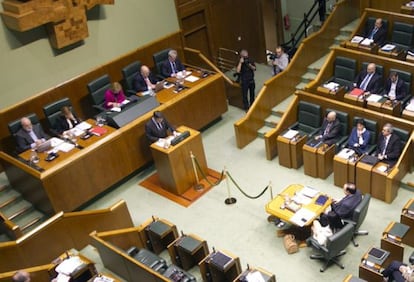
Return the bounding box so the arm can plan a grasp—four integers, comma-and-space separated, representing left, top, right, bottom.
1, 0, 114, 49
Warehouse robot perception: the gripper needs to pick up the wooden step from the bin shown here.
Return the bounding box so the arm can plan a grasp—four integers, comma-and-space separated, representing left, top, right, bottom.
0, 185, 8, 193
0, 195, 19, 209
8, 205, 33, 221
20, 216, 44, 233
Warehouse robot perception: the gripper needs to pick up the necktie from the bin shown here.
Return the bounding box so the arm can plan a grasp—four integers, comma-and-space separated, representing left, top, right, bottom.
381, 136, 389, 155
324, 122, 332, 136
28, 130, 39, 142
369, 27, 378, 39
360, 73, 372, 91
171, 62, 177, 73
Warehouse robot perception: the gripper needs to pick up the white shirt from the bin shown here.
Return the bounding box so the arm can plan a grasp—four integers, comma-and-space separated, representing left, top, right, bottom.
388, 79, 397, 100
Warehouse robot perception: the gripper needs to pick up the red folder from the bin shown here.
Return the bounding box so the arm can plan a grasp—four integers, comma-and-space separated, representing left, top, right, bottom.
90, 126, 107, 136
350, 88, 364, 97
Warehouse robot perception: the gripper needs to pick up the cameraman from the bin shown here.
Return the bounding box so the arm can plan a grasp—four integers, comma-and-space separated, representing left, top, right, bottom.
268, 46, 289, 76
236, 49, 256, 111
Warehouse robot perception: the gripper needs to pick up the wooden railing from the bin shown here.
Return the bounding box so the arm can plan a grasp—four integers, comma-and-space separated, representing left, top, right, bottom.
0, 200, 133, 273
234, 0, 360, 152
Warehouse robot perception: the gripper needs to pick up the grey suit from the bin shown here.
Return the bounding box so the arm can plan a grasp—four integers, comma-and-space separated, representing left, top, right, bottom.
15, 124, 49, 153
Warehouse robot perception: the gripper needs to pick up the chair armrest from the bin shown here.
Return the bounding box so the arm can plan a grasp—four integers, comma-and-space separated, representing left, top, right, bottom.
127, 246, 139, 257
93, 104, 106, 112
288, 122, 300, 130
335, 136, 348, 153
308, 128, 320, 138
342, 219, 356, 226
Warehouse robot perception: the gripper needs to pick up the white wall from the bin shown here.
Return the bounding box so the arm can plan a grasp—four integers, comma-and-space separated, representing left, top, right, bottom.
0, 0, 179, 109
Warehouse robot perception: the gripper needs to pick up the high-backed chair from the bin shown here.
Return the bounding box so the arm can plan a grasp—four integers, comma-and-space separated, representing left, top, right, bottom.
343, 194, 371, 247
127, 246, 168, 274
288, 101, 322, 137
87, 74, 111, 112
393, 127, 410, 148
8, 113, 41, 154
390, 21, 414, 51
308, 223, 354, 272
121, 61, 141, 96
326, 108, 349, 152
389, 68, 412, 108
152, 48, 171, 79
330, 57, 357, 90
42, 97, 72, 135
364, 17, 388, 39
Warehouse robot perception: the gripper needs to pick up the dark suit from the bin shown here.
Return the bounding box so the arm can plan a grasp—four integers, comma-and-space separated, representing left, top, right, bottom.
322, 190, 362, 229
347, 127, 371, 154
383, 78, 407, 101
133, 73, 158, 93
161, 58, 185, 78
354, 71, 382, 93
145, 117, 176, 143
55, 114, 80, 134
375, 133, 402, 166
318, 118, 341, 146
15, 124, 49, 153
364, 24, 387, 46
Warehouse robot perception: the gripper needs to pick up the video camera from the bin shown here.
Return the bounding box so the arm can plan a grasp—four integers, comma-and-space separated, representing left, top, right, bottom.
267, 52, 277, 60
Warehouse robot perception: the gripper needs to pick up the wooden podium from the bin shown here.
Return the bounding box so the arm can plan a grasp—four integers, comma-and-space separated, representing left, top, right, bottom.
303, 143, 335, 179
150, 126, 208, 195
277, 131, 307, 169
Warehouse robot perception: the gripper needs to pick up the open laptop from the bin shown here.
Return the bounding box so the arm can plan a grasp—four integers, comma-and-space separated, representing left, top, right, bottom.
154, 80, 165, 93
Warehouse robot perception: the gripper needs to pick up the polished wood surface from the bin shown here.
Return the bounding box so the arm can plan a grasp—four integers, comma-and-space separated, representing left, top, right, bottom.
303, 144, 319, 178
151, 126, 208, 195
317, 144, 336, 179
371, 162, 397, 202
356, 161, 373, 195
277, 133, 306, 169
265, 184, 332, 226
0, 72, 227, 213
380, 222, 405, 264
0, 200, 133, 273
317, 85, 346, 101
333, 152, 360, 187
400, 198, 414, 247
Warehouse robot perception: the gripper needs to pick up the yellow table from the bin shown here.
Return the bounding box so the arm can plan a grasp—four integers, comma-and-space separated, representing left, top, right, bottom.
265, 184, 332, 226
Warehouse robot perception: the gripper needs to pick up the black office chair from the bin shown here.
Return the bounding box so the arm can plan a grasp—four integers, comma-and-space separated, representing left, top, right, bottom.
127, 246, 168, 274
42, 97, 73, 135
325, 108, 349, 152
288, 101, 322, 137
308, 223, 354, 272
390, 21, 414, 51
8, 113, 39, 136
393, 127, 410, 149
87, 74, 111, 112
121, 60, 142, 96
329, 57, 357, 91
343, 194, 371, 247
152, 48, 171, 79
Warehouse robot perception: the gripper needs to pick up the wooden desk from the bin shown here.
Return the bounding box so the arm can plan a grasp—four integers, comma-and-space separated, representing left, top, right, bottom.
381, 100, 401, 117
378, 48, 406, 60
402, 109, 414, 122
150, 126, 208, 195
358, 246, 389, 282
265, 184, 332, 226
167, 233, 209, 271
344, 92, 365, 107
277, 131, 307, 169
401, 4, 414, 15
344, 40, 379, 54
355, 161, 374, 195
400, 198, 414, 247
303, 143, 320, 178
233, 267, 276, 282
0, 72, 227, 213
199, 250, 242, 282
49, 253, 97, 282
317, 144, 336, 179
316, 85, 346, 101
333, 149, 360, 187
380, 221, 410, 264
371, 162, 398, 203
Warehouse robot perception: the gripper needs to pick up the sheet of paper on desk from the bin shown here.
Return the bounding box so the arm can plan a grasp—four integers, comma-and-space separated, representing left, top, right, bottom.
351, 36, 364, 43
292, 193, 312, 205
185, 75, 199, 82
246, 271, 266, 282
110, 106, 121, 112
56, 273, 71, 282
337, 148, 355, 159
50, 137, 64, 147
283, 129, 299, 139
360, 38, 373, 46
290, 207, 316, 227
366, 94, 383, 102
76, 121, 92, 131
381, 44, 395, 51
68, 127, 84, 137
55, 256, 84, 275
376, 164, 388, 173
55, 142, 75, 153
121, 99, 130, 105
301, 186, 319, 198
323, 82, 339, 90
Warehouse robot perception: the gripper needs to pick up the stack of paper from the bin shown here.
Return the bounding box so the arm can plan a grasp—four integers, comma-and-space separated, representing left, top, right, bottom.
351, 36, 364, 43
283, 129, 299, 139
290, 207, 316, 227
381, 44, 396, 51
337, 148, 355, 159
75, 122, 92, 131
323, 82, 340, 91
360, 38, 373, 46
185, 75, 199, 82
366, 94, 383, 102
301, 186, 319, 198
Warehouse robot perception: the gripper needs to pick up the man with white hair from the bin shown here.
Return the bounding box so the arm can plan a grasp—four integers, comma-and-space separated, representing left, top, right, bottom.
314, 111, 341, 146
161, 49, 185, 78
375, 123, 402, 167
15, 117, 49, 153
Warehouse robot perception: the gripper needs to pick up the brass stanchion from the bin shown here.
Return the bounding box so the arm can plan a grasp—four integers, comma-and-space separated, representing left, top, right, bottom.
224, 167, 236, 205
190, 151, 204, 191
269, 181, 274, 200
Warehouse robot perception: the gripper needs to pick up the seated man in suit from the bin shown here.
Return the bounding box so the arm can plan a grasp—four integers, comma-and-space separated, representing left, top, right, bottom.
55, 106, 81, 135
313, 111, 341, 146
364, 17, 387, 46
353, 63, 383, 94
145, 111, 177, 143
161, 49, 185, 78
347, 119, 371, 155
383, 71, 407, 102
382, 260, 414, 282
133, 65, 159, 93
375, 123, 402, 167
15, 117, 49, 153
320, 183, 362, 230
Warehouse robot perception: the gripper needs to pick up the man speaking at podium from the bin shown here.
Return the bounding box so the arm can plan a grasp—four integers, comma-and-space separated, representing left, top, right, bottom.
145, 111, 177, 143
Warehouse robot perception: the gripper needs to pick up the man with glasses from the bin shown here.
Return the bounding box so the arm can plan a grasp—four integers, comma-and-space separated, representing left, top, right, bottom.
375, 123, 402, 167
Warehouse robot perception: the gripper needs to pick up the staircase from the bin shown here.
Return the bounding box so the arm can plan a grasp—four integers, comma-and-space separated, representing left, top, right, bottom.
0, 184, 47, 242
255, 19, 360, 140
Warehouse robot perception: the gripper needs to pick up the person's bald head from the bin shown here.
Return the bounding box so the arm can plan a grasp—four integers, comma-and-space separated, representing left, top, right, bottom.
327, 111, 336, 122
375, 18, 383, 29
367, 63, 376, 74
20, 117, 32, 132
140, 65, 151, 77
